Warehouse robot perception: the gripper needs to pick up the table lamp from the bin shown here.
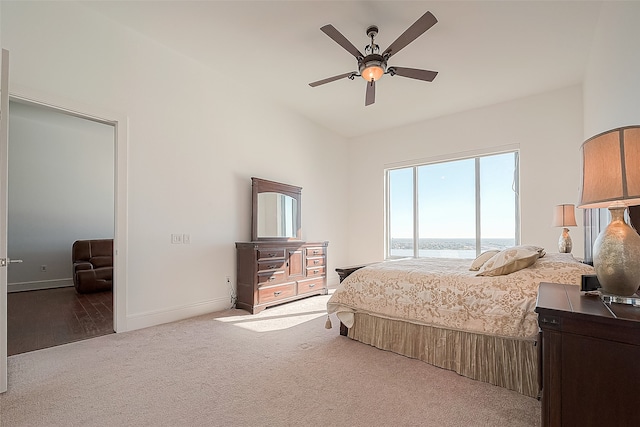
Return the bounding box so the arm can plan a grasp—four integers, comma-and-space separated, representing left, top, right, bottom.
552, 204, 577, 253
578, 126, 640, 296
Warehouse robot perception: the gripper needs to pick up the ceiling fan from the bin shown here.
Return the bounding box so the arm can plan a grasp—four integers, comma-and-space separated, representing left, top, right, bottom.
309, 11, 439, 106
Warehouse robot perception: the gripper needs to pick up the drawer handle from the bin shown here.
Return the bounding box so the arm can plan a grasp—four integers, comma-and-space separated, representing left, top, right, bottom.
274, 291, 282, 296
268, 253, 276, 257
269, 277, 276, 281
313, 250, 319, 255
313, 260, 319, 265
313, 269, 319, 274
308, 283, 315, 288
540, 318, 559, 325
268, 264, 277, 269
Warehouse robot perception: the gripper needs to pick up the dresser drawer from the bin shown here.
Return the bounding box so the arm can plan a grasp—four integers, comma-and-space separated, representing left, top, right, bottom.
258, 259, 286, 272
306, 265, 325, 277
298, 277, 324, 294
306, 247, 325, 257
306, 256, 325, 268
258, 283, 296, 303
257, 270, 285, 286
257, 248, 285, 261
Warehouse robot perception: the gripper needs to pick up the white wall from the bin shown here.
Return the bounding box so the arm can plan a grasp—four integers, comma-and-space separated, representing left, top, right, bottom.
0, 1, 349, 330
346, 85, 586, 264
580, 1, 640, 257
583, 1, 640, 138
8, 101, 114, 291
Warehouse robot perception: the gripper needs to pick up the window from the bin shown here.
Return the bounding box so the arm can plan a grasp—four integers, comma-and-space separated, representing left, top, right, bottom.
386, 151, 519, 259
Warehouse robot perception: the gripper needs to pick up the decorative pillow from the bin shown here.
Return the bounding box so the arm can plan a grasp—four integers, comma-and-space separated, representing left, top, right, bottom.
517, 245, 546, 258
469, 250, 500, 271
476, 245, 545, 276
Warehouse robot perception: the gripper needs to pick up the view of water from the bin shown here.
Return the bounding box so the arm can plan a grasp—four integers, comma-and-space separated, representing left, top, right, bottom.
389, 238, 515, 259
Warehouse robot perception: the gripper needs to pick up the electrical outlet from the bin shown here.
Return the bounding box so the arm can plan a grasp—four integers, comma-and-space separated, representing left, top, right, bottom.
226, 276, 235, 305
40, 265, 47, 272
183, 233, 191, 244
171, 234, 182, 244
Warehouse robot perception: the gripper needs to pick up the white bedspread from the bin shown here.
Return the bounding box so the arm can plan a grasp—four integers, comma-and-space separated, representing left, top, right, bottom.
327, 253, 594, 339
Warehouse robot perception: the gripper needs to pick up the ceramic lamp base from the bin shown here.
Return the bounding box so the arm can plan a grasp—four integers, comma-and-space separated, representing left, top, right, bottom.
593, 207, 640, 296
558, 228, 572, 253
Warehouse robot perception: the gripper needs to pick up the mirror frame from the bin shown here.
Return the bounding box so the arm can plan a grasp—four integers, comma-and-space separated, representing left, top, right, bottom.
251, 177, 302, 241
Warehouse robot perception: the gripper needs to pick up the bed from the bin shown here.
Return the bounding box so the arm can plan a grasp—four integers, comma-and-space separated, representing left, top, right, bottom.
326, 249, 595, 398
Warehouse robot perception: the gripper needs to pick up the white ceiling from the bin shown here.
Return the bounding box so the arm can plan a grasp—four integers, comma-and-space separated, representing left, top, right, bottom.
83, 1, 604, 138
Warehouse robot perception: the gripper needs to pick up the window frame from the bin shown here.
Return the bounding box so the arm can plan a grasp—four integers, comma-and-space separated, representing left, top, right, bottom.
385, 150, 520, 259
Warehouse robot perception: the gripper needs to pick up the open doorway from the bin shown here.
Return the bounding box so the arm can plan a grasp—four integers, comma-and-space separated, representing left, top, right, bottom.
6, 100, 115, 355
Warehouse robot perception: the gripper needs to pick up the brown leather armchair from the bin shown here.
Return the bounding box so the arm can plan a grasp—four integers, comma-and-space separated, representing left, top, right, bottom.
72, 239, 113, 293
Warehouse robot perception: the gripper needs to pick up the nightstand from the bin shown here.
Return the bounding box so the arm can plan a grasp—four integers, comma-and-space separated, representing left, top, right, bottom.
335, 264, 369, 283
535, 282, 640, 427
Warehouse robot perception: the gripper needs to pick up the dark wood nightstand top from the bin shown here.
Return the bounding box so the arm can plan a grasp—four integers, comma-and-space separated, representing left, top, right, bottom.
536, 282, 640, 345
537, 282, 640, 319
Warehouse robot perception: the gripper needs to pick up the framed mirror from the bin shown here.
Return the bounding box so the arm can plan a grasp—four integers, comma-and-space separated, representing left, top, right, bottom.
251, 177, 302, 241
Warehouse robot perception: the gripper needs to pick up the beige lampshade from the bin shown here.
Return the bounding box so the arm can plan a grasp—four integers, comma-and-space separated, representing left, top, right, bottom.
552, 204, 577, 227
578, 126, 640, 209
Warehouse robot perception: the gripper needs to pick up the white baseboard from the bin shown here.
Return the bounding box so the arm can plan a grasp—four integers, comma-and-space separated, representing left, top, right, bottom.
8, 278, 74, 293
125, 296, 232, 332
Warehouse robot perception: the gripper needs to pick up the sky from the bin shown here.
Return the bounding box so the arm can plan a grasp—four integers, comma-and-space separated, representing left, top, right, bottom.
389, 152, 517, 239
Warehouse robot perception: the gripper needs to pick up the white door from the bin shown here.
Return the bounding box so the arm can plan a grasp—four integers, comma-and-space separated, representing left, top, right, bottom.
1, 48, 10, 393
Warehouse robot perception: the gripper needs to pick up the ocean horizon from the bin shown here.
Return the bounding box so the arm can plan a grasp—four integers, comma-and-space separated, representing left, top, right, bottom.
390, 237, 515, 258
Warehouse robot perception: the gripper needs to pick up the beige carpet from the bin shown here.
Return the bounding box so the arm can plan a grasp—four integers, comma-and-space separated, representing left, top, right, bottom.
0, 293, 540, 426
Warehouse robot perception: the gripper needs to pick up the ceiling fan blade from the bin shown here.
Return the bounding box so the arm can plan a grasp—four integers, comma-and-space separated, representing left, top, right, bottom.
321, 24, 364, 59
382, 11, 437, 59
390, 67, 438, 82
365, 80, 375, 106
309, 72, 355, 87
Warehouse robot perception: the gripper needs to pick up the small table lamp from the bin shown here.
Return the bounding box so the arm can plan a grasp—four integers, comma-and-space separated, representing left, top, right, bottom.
578, 126, 640, 296
552, 204, 577, 253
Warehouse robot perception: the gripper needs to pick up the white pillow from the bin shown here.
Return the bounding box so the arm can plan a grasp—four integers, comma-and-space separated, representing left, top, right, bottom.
469, 250, 500, 271
476, 245, 545, 277
518, 245, 546, 258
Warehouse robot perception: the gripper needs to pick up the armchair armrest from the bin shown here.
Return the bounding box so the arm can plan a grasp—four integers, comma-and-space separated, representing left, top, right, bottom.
73, 261, 93, 272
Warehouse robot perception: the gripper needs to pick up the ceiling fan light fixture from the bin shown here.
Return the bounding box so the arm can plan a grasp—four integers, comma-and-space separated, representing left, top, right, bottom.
359, 54, 386, 81
361, 64, 384, 81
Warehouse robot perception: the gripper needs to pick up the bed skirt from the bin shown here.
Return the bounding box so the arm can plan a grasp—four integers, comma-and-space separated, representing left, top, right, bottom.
347, 313, 538, 398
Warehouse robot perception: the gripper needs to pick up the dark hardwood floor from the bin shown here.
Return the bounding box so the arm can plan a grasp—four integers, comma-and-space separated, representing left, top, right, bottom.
7, 286, 114, 356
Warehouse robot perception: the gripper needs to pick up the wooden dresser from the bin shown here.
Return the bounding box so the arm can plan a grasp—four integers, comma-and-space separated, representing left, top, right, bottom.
535, 282, 640, 427
235, 241, 328, 314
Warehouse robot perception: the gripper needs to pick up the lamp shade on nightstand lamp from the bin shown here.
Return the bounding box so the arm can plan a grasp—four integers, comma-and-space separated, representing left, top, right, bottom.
552, 204, 577, 253
578, 126, 640, 296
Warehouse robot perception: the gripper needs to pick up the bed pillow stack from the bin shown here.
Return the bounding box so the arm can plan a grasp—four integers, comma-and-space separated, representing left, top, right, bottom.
475, 245, 546, 276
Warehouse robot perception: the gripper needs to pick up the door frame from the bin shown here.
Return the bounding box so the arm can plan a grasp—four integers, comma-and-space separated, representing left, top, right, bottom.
1, 49, 10, 394
7, 87, 129, 332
